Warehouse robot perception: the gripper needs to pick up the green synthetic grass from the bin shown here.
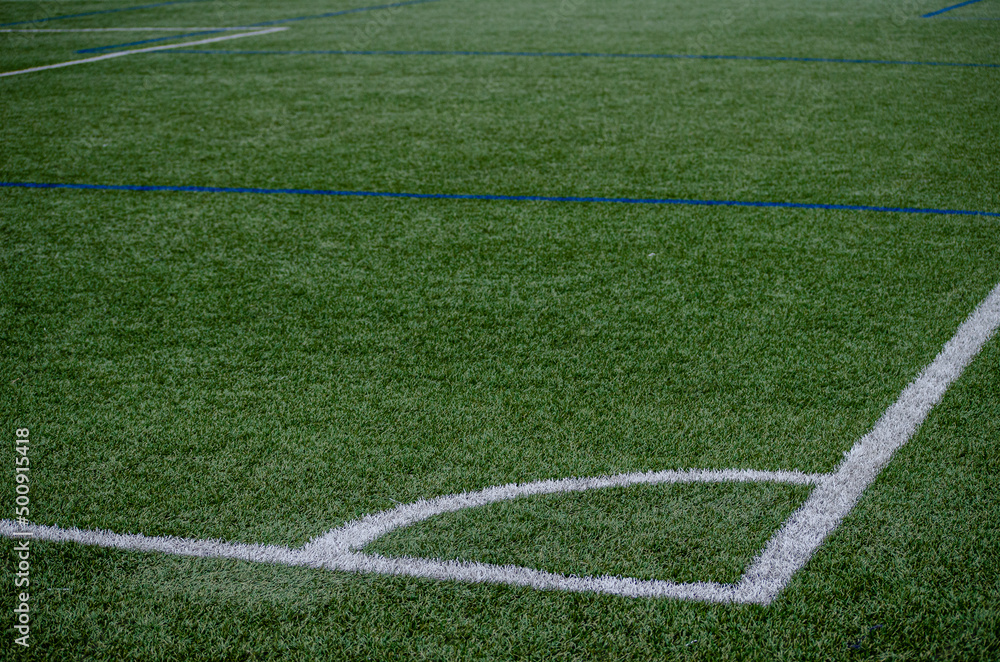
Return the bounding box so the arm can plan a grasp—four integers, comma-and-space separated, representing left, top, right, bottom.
2, 0, 999, 659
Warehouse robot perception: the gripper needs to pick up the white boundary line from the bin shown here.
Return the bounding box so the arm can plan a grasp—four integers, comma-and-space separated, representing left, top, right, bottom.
0, 26, 287, 77
0, 28, 252, 33
2, 281, 998, 603
739, 279, 1000, 603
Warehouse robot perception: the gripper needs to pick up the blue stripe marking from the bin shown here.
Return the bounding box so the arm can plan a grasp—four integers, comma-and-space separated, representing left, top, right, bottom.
923, 0, 985, 17
77, 29, 227, 54
79, 0, 440, 54
3, 182, 998, 218
162, 48, 1000, 68
0, 0, 213, 28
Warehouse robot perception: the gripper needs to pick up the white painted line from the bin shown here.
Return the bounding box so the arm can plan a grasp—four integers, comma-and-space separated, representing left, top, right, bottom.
306, 469, 823, 556
319, 552, 748, 602
738, 280, 1000, 604
0, 26, 286, 77
0, 28, 252, 33
1, 282, 997, 603
0, 469, 820, 604
0, 520, 309, 566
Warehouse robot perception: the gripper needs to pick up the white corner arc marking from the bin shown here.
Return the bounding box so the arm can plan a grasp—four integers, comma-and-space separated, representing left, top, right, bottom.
0, 27, 287, 78
306, 469, 822, 556
2, 282, 998, 603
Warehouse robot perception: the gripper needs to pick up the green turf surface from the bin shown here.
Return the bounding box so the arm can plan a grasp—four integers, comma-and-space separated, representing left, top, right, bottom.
2, 0, 999, 659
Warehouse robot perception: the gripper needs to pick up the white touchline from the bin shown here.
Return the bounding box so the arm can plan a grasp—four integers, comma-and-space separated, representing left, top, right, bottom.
2, 281, 998, 603
0, 27, 287, 77
0, 28, 254, 33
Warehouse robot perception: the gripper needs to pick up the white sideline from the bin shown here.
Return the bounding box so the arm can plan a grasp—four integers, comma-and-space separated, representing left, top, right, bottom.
0, 470, 821, 604
0, 27, 286, 77
2, 282, 999, 603
0, 28, 252, 33
739, 279, 1000, 603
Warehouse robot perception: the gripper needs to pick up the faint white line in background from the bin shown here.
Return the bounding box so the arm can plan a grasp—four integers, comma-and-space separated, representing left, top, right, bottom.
0, 28, 252, 33
0, 26, 286, 77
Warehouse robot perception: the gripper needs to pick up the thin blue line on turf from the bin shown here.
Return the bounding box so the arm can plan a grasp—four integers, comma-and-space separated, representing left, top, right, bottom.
3, 182, 998, 218
922, 0, 984, 17
161, 48, 1000, 68
0, 0, 213, 28
77, 29, 229, 53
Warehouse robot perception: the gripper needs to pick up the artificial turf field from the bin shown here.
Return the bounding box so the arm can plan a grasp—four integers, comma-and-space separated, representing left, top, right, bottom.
1, 0, 999, 659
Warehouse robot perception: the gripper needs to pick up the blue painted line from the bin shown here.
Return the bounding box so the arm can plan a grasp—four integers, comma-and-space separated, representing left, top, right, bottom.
162, 48, 1000, 69
0, 0, 213, 28
923, 0, 985, 17
77, 29, 227, 54
3, 182, 998, 219
244, 0, 441, 27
